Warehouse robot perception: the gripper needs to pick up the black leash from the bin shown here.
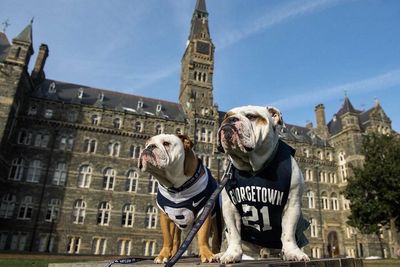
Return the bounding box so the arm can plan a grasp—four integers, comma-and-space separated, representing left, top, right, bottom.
164, 161, 233, 267
106, 162, 233, 267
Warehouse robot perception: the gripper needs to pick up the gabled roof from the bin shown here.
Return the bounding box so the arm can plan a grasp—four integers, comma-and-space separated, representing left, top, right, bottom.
0, 32, 10, 62
336, 96, 360, 116
33, 80, 187, 122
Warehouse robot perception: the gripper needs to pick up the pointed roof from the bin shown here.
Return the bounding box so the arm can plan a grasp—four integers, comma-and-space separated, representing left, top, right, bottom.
13, 22, 32, 44
0, 32, 11, 62
337, 96, 359, 116
195, 0, 207, 13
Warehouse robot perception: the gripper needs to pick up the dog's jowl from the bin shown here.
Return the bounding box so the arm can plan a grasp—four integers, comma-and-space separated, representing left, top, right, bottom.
215, 105, 310, 263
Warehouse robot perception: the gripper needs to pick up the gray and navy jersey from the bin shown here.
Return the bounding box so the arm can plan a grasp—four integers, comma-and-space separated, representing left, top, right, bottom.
225, 140, 308, 249
156, 164, 218, 230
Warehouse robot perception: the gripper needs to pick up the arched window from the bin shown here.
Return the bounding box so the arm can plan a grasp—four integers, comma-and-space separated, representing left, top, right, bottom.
175, 128, 182, 135
145, 205, 158, 229
108, 142, 120, 157
321, 192, 329, 210
52, 162, 67, 186
9, 158, 24, 181
119, 239, 132, 256
122, 204, 135, 227
201, 128, 206, 142
97, 202, 111, 226
130, 145, 142, 159
27, 160, 41, 183
103, 168, 116, 190
91, 114, 100, 125
134, 121, 142, 132
303, 148, 310, 158
306, 191, 315, 209
126, 170, 138, 192
310, 218, 318, 238
72, 199, 86, 224
17, 196, 33, 220
77, 165, 92, 188
155, 125, 163, 134
84, 139, 97, 153
113, 118, 122, 129
148, 176, 158, 195
202, 73, 207, 82
34, 132, 49, 148
331, 193, 339, 211
45, 198, 60, 222
17, 130, 32, 145
0, 194, 16, 218
338, 151, 347, 182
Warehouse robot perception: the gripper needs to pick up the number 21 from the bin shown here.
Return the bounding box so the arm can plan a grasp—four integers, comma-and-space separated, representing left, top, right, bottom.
242, 204, 272, 232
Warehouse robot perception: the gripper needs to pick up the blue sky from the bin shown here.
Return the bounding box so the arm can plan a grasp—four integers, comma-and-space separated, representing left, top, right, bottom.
1, 0, 399, 132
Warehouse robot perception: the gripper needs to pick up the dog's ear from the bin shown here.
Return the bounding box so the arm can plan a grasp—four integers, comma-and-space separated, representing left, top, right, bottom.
267, 106, 283, 126
177, 134, 194, 150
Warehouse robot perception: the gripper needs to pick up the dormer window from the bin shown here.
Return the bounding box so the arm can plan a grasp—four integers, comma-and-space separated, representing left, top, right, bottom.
78, 88, 84, 99
48, 82, 56, 94
156, 104, 162, 113
137, 100, 143, 110
113, 118, 122, 129
98, 92, 104, 102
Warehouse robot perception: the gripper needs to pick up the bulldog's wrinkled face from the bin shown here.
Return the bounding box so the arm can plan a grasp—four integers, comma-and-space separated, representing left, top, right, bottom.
218, 105, 283, 172
139, 134, 195, 188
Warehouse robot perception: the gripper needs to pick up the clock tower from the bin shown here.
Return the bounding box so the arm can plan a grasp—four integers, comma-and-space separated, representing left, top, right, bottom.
179, 0, 215, 117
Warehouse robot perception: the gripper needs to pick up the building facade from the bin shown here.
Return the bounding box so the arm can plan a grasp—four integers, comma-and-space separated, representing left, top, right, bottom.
0, 0, 397, 259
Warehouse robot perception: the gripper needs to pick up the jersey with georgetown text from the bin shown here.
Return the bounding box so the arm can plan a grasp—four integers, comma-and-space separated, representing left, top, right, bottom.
224, 139, 308, 249
156, 163, 218, 230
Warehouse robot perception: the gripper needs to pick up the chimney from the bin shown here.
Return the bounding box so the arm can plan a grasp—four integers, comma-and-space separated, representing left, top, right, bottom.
31, 43, 49, 85
314, 104, 329, 138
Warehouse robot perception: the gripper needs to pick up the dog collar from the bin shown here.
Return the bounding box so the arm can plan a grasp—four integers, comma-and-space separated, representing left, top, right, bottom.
164, 159, 205, 193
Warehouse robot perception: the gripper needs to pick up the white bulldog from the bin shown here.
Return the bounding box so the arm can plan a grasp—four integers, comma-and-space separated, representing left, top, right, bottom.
215, 105, 309, 263
138, 134, 220, 263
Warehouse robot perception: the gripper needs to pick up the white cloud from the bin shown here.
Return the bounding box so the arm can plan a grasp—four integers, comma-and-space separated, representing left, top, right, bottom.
217, 0, 345, 49
269, 68, 400, 110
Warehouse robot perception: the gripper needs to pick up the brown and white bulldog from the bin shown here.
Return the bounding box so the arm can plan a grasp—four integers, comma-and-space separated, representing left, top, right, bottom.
214, 105, 309, 263
138, 134, 221, 263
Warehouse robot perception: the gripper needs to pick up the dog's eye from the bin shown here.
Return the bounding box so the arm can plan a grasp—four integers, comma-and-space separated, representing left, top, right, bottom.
163, 141, 170, 147
245, 114, 258, 121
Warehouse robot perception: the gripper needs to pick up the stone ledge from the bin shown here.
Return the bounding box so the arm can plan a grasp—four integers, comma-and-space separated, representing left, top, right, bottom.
48, 257, 363, 267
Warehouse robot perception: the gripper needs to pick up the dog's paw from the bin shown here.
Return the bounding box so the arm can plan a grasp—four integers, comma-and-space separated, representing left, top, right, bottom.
214, 246, 242, 264
153, 255, 169, 264
153, 248, 172, 264
282, 248, 310, 261
199, 245, 214, 263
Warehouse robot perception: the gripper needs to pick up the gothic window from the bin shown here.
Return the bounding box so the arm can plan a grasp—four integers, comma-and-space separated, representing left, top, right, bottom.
145, 205, 158, 229
137, 100, 143, 110
310, 218, 318, 238
342, 195, 350, 210
48, 82, 56, 93
0, 194, 16, 219
327, 152, 333, 161
84, 139, 97, 153
59, 136, 74, 151
156, 104, 162, 113
200, 128, 206, 142
77, 165, 92, 188
10, 232, 28, 251
311, 247, 321, 259
143, 240, 156, 256
130, 145, 142, 159
304, 169, 313, 181
67, 236, 81, 254
45, 198, 60, 222
34, 132, 49, 148
44, 109, 54, 119
26, 160, 41, 183
194, 71, 198, 80
303, 148, 310, 158
148, 176, 158, 195
321, 192, 329, 210
176, 128, 182, 135
77, 88, 84, 99
92, 238, 107, 255
118, 239, 132, 256
91, 114, 100, 125
103, 168, 116, 190
72, 199, 86, 224
331, 193, 339, 211
202, 73, 207, 82
9, 158, 24, 181
338, 151, 347, 182
329, 173, 337, 184
108, 142, 120, 157
306, 191, 315, 209
126, 170, 138, 192
317, 150, 323, 160
52, 162, 67, 186
113, 118, 122, 129
97, 202, 111, 226
17, 196, 33, 220
17, 130, 32, 145
155, 124, 163, 134
122, 204, 135, 227
208, 130, 212, 143
134, 122, 142, 132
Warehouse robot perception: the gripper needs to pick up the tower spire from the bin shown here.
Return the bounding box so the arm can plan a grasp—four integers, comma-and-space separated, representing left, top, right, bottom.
189, 0, 210, 40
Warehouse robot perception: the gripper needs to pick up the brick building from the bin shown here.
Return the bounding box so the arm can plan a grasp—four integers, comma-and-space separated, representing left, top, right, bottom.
0, 0, 397, 259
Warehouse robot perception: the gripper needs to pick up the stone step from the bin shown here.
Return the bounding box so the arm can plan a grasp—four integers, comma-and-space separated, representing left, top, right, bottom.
48, 257, 364, 267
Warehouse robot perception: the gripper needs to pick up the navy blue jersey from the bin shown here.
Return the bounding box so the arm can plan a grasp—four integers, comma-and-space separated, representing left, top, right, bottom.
225, 140, 308, 249
157, 166, 218, 230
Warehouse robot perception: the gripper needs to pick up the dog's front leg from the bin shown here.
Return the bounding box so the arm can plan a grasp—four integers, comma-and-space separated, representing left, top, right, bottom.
214, 189, 243, 263
197, 214, 214, 262
154, 212, 175, 263
281, 158, 309, 261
